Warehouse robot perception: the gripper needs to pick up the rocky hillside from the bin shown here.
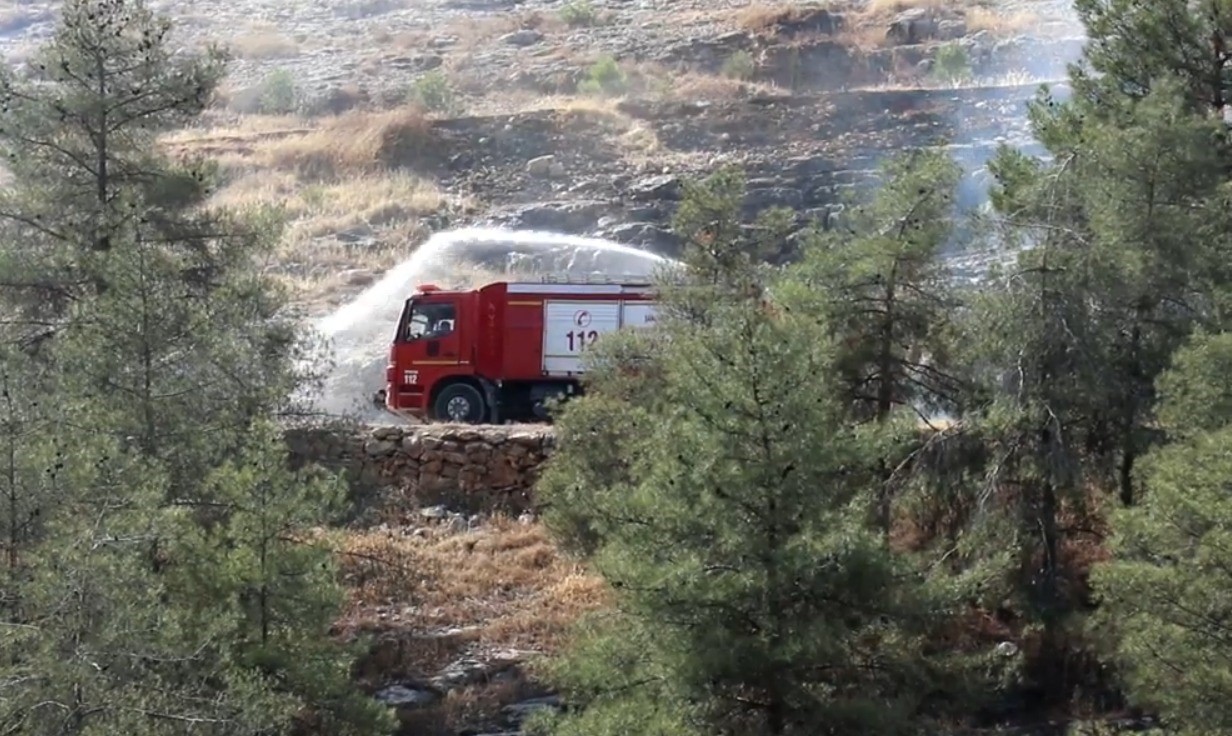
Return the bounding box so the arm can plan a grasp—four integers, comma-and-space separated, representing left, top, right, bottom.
0, 0, 1086, 311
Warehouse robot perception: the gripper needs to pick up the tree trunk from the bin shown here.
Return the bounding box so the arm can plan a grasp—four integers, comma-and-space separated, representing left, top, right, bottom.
1118, 446, 1136, 507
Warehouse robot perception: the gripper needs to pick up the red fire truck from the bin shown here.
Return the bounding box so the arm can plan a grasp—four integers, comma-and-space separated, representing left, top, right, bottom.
374, 276, 660, 423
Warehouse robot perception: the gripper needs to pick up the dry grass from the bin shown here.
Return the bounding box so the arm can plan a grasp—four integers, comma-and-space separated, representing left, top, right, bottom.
439, 8, 568, 52
369, 28, 431, 53
517, 93, 627, 117
837, 21, 896, 50
335, 515, 609, 727
471, 92, 666, 158
162, 105, 456, 309
667, 71, 779, 100
856, 0, 1038, 33
734, 0, 1004, 34
162, 114, 315, 164
253, 106, 435, 180
736, 2, 838, 32
338, 516, 609, 654
337, 520, 601, 729
861, 0, 968, 15
213, 168, 445, 238
819, 0, 1035, 49
965, 6, 1040, 34
228, 29, 301, 60
208, 166, 452, 308
729, 0, 1039, 39
168, 105, 437, 179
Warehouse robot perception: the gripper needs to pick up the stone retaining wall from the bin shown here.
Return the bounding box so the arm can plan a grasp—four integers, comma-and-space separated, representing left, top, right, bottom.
284, 422, 556, 515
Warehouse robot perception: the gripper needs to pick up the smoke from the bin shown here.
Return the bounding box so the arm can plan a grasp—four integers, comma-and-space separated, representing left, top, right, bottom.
934, 0, 1088, 281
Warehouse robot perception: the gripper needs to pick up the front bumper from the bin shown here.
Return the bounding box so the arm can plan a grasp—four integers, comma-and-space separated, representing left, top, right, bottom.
373, 385, 428, 422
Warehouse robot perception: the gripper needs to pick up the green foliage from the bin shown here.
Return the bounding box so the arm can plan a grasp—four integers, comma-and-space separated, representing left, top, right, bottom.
930, 43, 971, 83
988, 70, 1232, 506
543, 0, 1232, 729
410, 69, 459, 114
797, 148, 964, 423
1089, 332, 1232, 733
917, 31, 1232, 711
578, 55, 627, 96
0, 0, 228, 316
171, 421, 394, 735
536, 167, 972, 736
670, 164, 796, 279
0, 417, 289, 734
722, 50, 756, 80
259, 68, 301, 114
559, 0, 601, 27
0, 0, 384, 733
0, 337, 58, 617
1153, 331, 1232, 438
1071, 0, 1232, 113
788, 148, 964, 533
13, 0, 1232, 731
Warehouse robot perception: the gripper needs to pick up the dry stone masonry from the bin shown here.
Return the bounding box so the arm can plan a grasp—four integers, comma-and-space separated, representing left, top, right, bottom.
285, 422, 556, 514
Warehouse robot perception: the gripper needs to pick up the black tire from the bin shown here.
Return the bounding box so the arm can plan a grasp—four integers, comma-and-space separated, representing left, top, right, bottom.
432, 382, 487, 424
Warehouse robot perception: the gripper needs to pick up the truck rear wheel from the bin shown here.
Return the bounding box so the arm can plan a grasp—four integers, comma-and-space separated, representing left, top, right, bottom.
433, 383, 487, 424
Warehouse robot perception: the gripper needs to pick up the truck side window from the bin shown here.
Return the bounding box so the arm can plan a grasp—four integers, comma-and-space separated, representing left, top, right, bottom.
405, 302, 456, 341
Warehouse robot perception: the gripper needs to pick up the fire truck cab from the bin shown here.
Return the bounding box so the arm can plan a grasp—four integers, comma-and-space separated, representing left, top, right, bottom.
375, 276, 659, 424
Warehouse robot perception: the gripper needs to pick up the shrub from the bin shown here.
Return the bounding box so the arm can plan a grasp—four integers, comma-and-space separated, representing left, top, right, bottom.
578, 55, 627, 96
258, 68, 301, 114
410, 70, 460, 114
931, 42, 972, 83
559, 0, 600, 27
722, 49, 756, 80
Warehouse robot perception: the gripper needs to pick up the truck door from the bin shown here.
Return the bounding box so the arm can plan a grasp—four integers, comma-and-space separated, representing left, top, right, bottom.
405, 298, 462, 363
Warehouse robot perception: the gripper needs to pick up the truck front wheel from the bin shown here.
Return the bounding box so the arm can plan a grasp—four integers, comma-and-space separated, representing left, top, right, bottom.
432, 383, 487, 424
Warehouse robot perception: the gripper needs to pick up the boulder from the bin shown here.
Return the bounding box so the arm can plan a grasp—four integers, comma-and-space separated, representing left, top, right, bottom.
501, 28, 544, 47
526, 154, 566, 178
886, 7, 939, 45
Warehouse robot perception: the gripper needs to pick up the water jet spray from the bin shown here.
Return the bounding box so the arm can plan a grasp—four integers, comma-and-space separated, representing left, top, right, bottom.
304, 227, 677, 422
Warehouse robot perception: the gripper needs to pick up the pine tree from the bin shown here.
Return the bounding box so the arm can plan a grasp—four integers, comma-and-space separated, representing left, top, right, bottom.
0, 332, 59, 624
1071, 0, 1232, 114
1067, 80, 1231, 504
0, 413, 290, 734
0, 0, 326, 432
1088, 330, 1232, 734
929, 127, 1115, 708
171, 420, 394, 735
0, 0, 382, 732
533, 170, 963, 736
793, 148, 965, 535
985, 0, 1232, 507
0, 0, 225, 313
914, 78, 1232, 714
909, 6, 1232, 714
50, 204, 311, 503
799, 148, 964, 424
999, 77, 1231, 504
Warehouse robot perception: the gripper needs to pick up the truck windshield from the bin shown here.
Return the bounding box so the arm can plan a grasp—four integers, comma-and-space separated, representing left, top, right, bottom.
404, 300, 456, 341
